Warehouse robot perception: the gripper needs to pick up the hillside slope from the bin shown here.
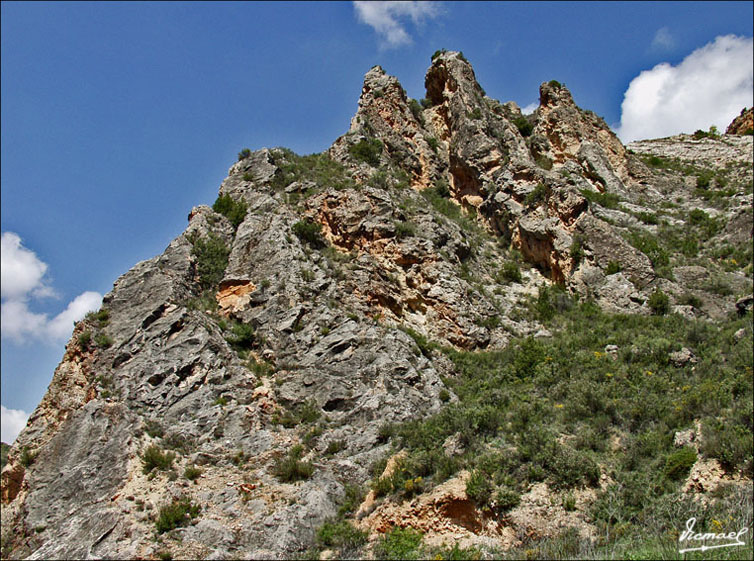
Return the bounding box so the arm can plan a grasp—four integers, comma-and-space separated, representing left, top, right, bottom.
1, 51, 752, 560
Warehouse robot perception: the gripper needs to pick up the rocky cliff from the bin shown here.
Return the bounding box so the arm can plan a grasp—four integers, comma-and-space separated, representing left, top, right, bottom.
2, 52, 752, 560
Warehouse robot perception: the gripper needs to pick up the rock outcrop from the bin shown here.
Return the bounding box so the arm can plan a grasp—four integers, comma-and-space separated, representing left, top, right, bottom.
2, 51, 752, 560
726, 107, 753, 135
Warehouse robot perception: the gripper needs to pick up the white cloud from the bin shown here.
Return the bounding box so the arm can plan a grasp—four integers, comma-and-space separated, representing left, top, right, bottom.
354, 1, 440, 48
1, 232, 102, 344
47, 291, 103, 340
0, 300, 48, 343
617, 35, 754, 143
1, 405, 29, 443
521, 102, 539, 115
651, 27, 675, 51
1, 232, 54, 301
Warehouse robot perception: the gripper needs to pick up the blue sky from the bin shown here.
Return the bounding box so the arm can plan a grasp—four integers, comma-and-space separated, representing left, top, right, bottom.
1, 1, 752, 442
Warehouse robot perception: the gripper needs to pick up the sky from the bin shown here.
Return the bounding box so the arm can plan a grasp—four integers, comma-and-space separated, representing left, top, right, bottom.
1, 1, 752, 443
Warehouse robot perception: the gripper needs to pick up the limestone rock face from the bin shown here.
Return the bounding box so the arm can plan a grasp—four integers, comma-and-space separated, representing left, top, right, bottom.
2, 51, 752, 560
726, 107, 753, 135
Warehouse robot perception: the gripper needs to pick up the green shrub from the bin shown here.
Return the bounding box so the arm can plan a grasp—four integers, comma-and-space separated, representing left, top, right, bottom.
141, 445, 176, 474
636, 211, 658, 225
274, 445, 314, 482
426, 136, 439, 151
85, 308, 110, 326
214, 396, 228, 407
525, 183, 549, 207
269, 148, 354, 192
78, 330, 92, 349
628, 231, 669, 268
420, 97, 433, 109
1, 443, 10, 471
678, 292, 703, 308
191, 233, 230, 290
570, 234, 585, 265
498, 261, 522, 283
648, 289, 670, 316
434, 179, 450, 198
548, 79, 562, 89
495, 486, 521, 512
348, 138, 383, 167
377, 422, 396, 443
431, 49, 447, 61
408, 99, 425, 125
606, 261, 622, 275
316, 520, 367, 550
155, 497, 201, 533
394, 221, 416, 240
183, 465, 202, 481
696, 170, 713, 189
19, 447, 37, 468
466, 469, 493, 505
513, 115, 533, 136
701, 420, 753, 471
562, 492, 576, 512
292, 220, 325, 248
439, 389, 451, 402
94, 333, 113, 348
237, 148, 251, 161
324, 440, 346, 456
212, 194, 248, 230
227, 321, 255, 351
467, 108, 483, 120
664, 447, 697, 480
580, 189, 621, 209
399, 326, 435, 357
374, 527, 424, 560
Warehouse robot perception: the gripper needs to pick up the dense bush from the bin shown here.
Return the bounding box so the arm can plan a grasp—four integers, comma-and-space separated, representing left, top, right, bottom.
237, 148, 251, 161
212, 194, 247, 230
155, 497, 200, 533
628, 231, 670, 269
648, 289, 670, 316
498, 261, 522, 283
605, 261, 622, 275
183, 465, 202, 481
269, 149, 355, 192
465, 470, 493, 505
190, 233, 230, 290
408, 99, 424, 125
292, 220, 325, 248
394, 221, 416, 240
663, 447, 697, 480
316, 519, 367, 550
513, 115, 533, 136
141, 445, 176, 474
226, 321, 255, 352
273, 445, 314, 482
525, 183, 549, 207
348, 138, 383, 166
374, 527, 424, 560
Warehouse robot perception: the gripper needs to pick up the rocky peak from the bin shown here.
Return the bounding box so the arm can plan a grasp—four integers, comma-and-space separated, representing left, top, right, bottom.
424, 50, 486, 107
329, 64, 443, 189
1, 51, 751, 561
537, 79, 574, 108
725, 107, 753, 135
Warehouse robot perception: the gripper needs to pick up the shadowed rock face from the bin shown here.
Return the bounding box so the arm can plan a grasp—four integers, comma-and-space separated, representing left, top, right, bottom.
2, 52, 752, 559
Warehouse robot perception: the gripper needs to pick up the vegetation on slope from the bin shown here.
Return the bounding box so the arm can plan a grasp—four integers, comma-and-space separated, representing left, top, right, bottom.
364, 292, 753, 559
